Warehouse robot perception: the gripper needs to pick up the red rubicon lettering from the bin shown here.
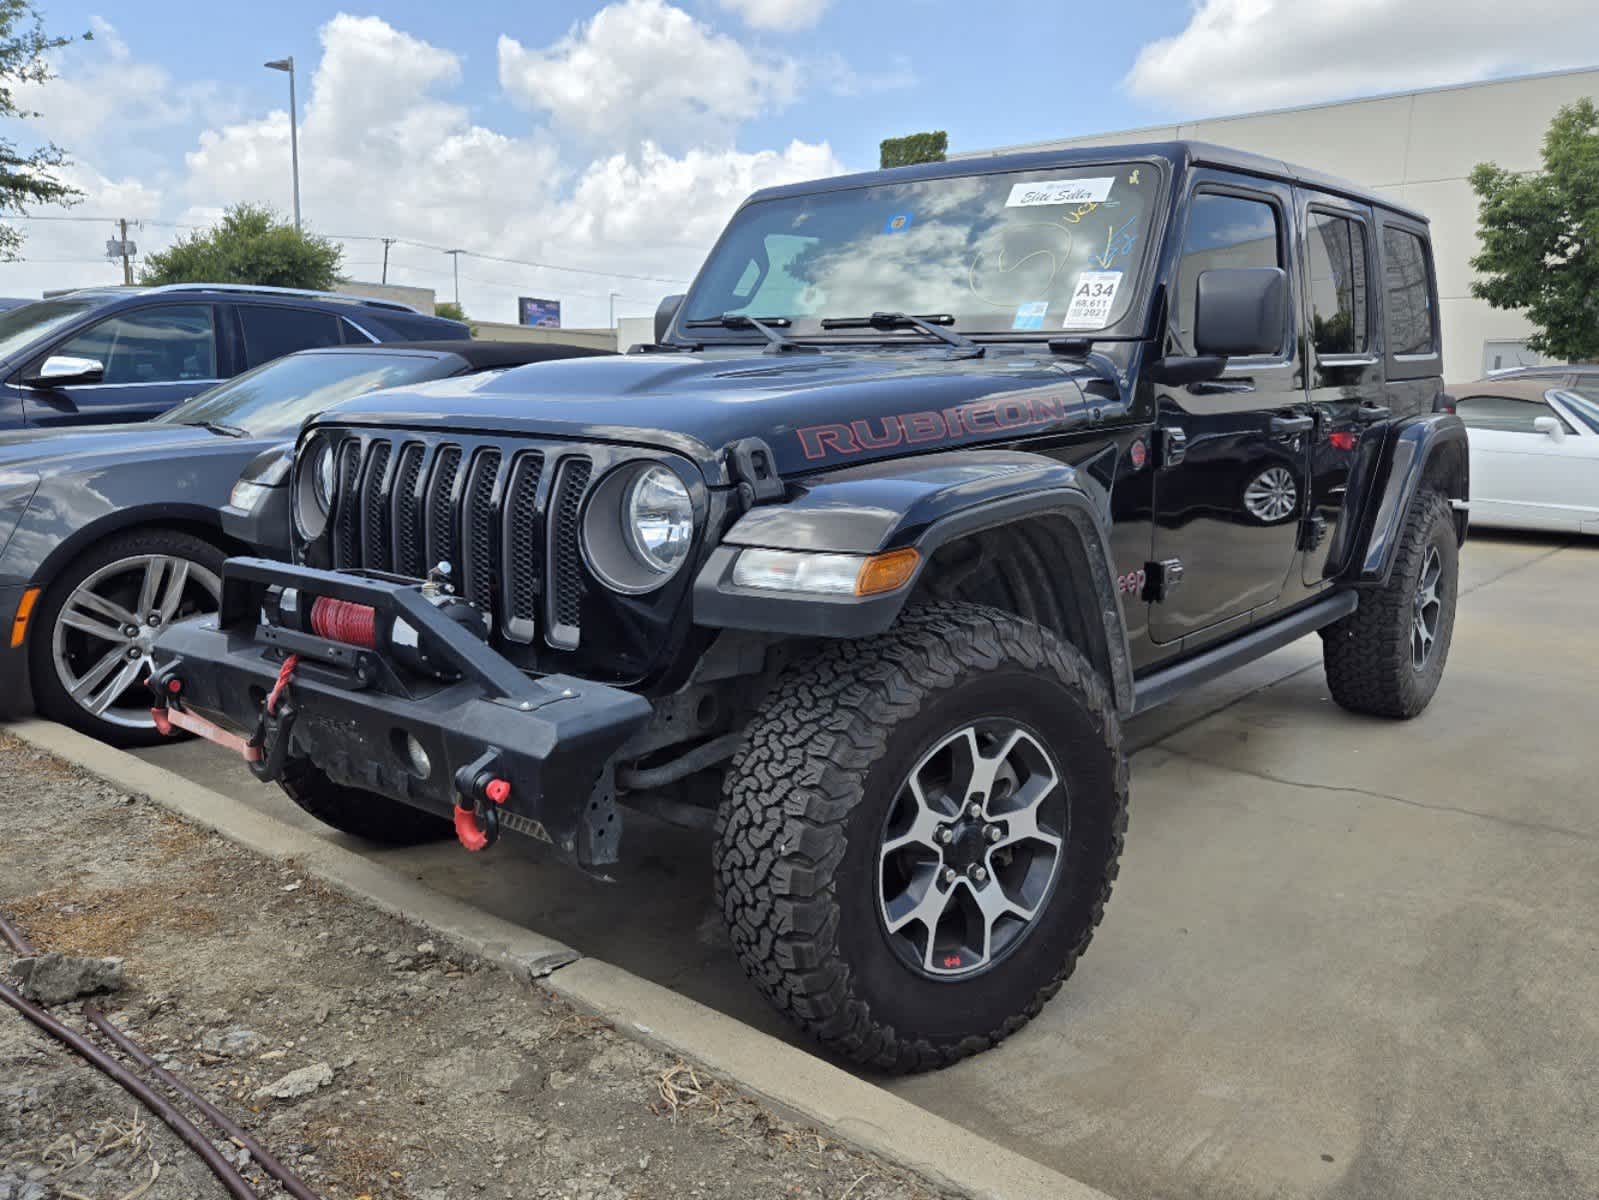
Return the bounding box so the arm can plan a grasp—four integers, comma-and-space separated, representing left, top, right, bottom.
795, 388, 1080, 459
902, 410, 947, 442
797, 422, 861, 459
851, 416, 904, 450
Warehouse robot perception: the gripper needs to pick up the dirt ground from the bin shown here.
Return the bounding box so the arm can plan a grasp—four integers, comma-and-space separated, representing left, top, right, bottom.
0, 733, 955, 1200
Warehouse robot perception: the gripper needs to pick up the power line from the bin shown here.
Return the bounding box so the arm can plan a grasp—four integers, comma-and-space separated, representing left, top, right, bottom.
321, 233, 690, 285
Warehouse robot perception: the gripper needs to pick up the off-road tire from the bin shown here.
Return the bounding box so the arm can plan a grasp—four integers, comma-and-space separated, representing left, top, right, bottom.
279, 759, 452, 846
714, 602, 1128, 1073
1322, 488, 1457, 718
30, 528, 225, 748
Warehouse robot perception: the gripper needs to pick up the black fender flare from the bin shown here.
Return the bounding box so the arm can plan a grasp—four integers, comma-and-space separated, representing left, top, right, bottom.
692, 449, 1135, 714
1348, 414, 1469, 587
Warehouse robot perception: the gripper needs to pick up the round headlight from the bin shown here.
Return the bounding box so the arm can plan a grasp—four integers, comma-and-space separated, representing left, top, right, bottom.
581, 462, 695, 594
294, 437, 336, 542
313, 441, 337, 512
625, 466, 693, 576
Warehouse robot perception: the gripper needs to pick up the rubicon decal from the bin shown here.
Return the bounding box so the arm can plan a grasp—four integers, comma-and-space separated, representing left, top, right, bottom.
796, 388, 1078, 460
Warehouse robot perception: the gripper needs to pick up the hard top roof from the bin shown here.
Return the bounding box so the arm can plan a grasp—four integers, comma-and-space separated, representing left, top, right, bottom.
746, 140, 1428, 224
296, 339, 612, 369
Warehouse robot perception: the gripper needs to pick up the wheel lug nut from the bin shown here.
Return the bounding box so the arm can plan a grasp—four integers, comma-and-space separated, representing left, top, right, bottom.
986, 826, 1002, 842
970, 865, 988, 883
937, 828, 954, 845
966, 800, 982, 818
124, 625, 139, 638
941, 867, 957, 885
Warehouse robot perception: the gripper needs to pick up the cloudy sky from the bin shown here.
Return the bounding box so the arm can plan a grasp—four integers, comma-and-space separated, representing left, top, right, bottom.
4, 0, 1596, 325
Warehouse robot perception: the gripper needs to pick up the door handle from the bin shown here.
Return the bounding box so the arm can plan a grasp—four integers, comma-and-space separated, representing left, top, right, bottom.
1354, 404, 1392, 423
1187, 379, 1256, 396
1268, 414, 1314, 436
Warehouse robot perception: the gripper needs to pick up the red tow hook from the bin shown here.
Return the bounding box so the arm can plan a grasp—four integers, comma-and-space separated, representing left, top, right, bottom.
454, 777, 511, 853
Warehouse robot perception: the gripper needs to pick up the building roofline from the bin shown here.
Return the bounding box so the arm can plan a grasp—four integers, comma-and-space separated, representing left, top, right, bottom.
951, 63, 1599, 160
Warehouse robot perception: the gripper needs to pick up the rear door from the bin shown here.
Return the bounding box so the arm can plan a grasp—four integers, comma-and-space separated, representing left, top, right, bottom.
21, 303, 222, 427
236, 305, 346, 369
1149, 172, 1310, 644
1298, 192, 1386, 585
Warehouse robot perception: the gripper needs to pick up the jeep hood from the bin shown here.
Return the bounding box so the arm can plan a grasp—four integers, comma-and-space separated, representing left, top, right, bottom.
320, 348, 1115, 484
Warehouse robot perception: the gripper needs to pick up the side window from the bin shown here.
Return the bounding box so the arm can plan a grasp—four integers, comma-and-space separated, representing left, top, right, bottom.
53, 305, 217, 384
1305, 212, 1370, 356
238, 306, 343, 366
1456, 395, 1573, 434
1381, 228, 1435, 356
1175, 192, 1282, 356
339, 317, 377, 344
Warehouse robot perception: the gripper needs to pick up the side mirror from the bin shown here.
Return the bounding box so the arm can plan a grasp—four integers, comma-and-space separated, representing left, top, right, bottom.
1532, 415, 1566, 442
654, 294, 685, 345
1194, 267, 1288, 358
26, 354, 105, 388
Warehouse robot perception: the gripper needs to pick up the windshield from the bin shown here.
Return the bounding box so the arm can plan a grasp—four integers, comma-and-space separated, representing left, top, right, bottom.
154, 352, 443, 437
683, 162, 1160, 338
0, 298, 98, 363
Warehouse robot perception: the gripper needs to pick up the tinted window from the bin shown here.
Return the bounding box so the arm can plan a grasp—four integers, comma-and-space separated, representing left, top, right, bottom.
1456, 394, 1572, 434
1306, 212, 1370, 356
1381, 228, 1434, 356
1175, 192, 1281, 355
339, 317, 377, 343
239, 306, 342, 366
55, 304, 216, 384
157, 352, 443, 437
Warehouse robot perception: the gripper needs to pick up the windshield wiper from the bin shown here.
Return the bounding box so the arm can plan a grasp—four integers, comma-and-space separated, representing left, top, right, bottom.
682, 313, 812, 354
818, 312, 984, 359
188, 420, 247, 438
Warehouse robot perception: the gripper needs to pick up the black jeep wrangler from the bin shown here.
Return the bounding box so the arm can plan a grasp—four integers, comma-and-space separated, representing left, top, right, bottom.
152, 141, 1467, 1072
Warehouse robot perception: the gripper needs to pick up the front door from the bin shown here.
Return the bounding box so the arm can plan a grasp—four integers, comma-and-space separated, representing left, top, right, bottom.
1149, 173, 1310, 644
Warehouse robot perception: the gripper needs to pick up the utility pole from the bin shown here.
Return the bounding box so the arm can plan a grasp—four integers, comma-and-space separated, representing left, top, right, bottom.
118, 218, 132, 286
609, 291, 620, 328
445, 249, 464, 305
381, 237, 395, 284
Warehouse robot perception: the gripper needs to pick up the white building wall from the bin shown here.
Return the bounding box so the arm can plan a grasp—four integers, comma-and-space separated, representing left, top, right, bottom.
954, 67, 1599, 381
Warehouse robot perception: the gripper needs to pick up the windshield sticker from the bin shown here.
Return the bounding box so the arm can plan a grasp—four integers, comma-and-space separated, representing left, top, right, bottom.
1006, 177, 1116, 208
1012, 301, 1049, 331
1093, 220, 1138, 269
1062, 270, 1122, 330
883, 212, 914, 234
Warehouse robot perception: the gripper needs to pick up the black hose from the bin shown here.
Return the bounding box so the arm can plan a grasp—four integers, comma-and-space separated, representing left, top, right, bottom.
615, 732, 744, 792
0, 910, 323, 1200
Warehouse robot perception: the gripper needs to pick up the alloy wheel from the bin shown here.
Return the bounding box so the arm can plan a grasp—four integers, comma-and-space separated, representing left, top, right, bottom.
51, 554, 221, 730
1244, 466, 1297, 522
877, 722, 1067, 979
1411, 544, 1443, 670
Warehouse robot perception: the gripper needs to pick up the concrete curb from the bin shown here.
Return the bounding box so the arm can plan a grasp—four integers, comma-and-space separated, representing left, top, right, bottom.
6, 719, 1111, 1200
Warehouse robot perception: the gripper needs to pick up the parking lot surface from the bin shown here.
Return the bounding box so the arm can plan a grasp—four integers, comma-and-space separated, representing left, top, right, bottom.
131, 533, 1599, 1200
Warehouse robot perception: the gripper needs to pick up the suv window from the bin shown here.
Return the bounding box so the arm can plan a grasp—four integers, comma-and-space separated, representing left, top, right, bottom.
1175, 192, 1281, 355
53, 304, 217, 384
1306, 212, 1370, 356
1456, 394, 1573, 434
1381, 228, 1435, 355
239, 305, 343, 366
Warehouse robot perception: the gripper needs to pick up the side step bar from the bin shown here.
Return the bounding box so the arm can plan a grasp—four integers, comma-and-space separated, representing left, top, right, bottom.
1132, 590, 1358, 715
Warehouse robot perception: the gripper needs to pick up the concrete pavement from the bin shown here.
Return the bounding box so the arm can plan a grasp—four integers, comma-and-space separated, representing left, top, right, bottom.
128, 532, 1599, 1199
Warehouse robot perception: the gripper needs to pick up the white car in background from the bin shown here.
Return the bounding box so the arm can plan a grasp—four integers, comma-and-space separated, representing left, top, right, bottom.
1453, 376, 1599, 535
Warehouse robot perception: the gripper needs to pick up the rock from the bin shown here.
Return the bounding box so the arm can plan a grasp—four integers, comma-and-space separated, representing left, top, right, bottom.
547, 1070, 577, 1091
201, 1029, 263, 1057
252, 1062, 334, 1101
9, 954, 125, 1006
416, 941, 437, 957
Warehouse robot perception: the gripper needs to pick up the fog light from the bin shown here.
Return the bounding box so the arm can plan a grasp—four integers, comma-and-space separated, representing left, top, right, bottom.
405, 734, 432, 779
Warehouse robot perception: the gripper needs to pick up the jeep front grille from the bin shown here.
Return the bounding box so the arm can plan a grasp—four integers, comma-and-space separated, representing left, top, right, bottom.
324, 434, 596, 649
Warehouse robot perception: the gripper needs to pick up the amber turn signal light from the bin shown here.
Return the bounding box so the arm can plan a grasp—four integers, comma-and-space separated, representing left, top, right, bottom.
9, 587, 39, 649
856, 547, 920, 596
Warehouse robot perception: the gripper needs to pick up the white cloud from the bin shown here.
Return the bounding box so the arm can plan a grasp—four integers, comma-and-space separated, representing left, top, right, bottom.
1125, 0, 1599, 115
497, 0, 802, 151
715, 0, 833, 32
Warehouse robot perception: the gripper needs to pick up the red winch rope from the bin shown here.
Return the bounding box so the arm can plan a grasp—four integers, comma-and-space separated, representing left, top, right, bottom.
266, 654, 300, 716
308, 597, 378, 649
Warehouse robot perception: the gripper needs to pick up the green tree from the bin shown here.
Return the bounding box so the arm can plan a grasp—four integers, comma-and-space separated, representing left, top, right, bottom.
879, 131, 948, 170
1470, 99, 1599, 363
433, 300, 466, 321
0, 1, 92, 261
141, 204, 343, 290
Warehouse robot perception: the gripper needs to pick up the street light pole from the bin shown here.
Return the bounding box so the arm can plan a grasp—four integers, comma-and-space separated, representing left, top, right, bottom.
264, 57, 301, 230
609, 291, 620, 328
445, 250, 464, 305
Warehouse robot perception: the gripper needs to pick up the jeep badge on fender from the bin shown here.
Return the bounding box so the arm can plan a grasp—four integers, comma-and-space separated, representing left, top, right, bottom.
152, 142, 1465, 1073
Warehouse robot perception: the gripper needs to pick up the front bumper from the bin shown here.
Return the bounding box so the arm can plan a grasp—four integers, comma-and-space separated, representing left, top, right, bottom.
151, 558, 652, 864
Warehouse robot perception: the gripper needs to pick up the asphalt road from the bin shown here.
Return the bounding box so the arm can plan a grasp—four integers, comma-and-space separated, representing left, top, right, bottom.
131, 531, 1598, 1200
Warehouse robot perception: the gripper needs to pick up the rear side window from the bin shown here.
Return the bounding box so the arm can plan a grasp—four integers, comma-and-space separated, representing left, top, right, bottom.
239, 305, 343, 366
1456, 394, 1572, 434
1175, 192, 1282, 355
1306, 212, 1370, 356
1382, 228, 1435, 356
54, 304, 217, 383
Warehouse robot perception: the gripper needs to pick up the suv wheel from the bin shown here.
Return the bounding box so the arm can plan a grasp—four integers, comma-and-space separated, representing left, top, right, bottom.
30, 530, 224, 748
1322, 488, 1458, 718
279, 759, 452, 845
715, 603, 1127, 1072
